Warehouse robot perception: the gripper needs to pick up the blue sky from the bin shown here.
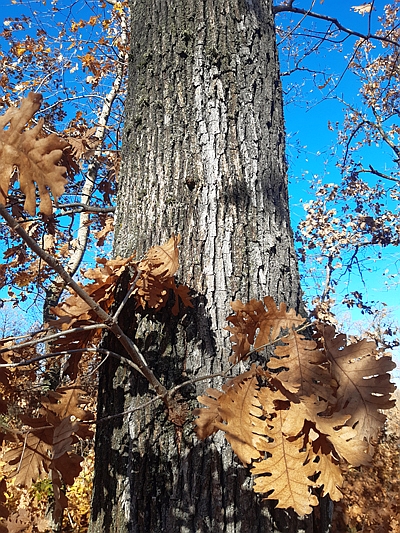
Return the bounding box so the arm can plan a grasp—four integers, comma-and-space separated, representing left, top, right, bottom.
277, 1, 400, 381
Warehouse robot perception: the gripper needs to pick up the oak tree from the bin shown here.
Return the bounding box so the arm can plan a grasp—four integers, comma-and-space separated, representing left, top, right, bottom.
0, 1, 397, 532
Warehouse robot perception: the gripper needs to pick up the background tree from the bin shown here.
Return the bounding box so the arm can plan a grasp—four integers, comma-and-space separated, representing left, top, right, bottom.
0, 0, 128, 315
286, 1, 400, 331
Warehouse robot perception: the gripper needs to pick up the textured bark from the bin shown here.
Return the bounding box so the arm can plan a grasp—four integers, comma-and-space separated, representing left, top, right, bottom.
89, 0, 329, 531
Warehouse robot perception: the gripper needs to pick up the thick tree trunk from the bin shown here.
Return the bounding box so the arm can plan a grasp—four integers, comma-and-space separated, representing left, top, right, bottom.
89, 0, 328, 531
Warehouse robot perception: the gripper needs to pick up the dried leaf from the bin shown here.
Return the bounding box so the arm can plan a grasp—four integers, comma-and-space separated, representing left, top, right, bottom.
351, 3, 374, 15
65, 126, 100, 161
2, 433, 51, 488
94, 216, 114, 247
135, 235, 192, 314
50, 256, 135, 378
0, 93, 69, 215
52, 451, 82, 486
300, 396, 371, 466
268, 329, 336, 401
194, 297, 397, 516
251, 407, 319, 516
139, 235, 181, 278
321, 325, 396, 441
214, 367, 268, 464
226, 296, 305, 363
314, 452, 343, 501
41, 386, 93, 423
50, 468, 69, 523
52, 416, 80, 460
194, 388, 223, 439
4, 509, 32, 533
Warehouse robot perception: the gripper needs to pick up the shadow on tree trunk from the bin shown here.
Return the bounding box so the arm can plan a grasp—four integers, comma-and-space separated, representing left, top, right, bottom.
89, 282, 332, 533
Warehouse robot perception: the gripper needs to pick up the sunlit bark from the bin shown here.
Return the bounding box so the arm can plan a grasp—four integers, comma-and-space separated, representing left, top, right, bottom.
88, 0, 326, 531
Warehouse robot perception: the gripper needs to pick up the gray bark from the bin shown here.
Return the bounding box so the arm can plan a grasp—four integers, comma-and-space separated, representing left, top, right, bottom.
89, 0, 329, 531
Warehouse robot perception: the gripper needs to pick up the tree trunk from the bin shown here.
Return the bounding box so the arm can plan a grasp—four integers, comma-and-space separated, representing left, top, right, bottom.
89, 0, 328, 531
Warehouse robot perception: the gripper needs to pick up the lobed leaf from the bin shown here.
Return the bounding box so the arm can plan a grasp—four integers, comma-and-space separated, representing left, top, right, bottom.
268, 329, 336, 402
194, 388, 223, 440
139, 234, 181, 278
226, 296, 305, 363
136, 235, 193, 315
251, 406, 319, 516
313, 452, 343, 501
2, 433, 51, 488
213, 367, 268, 465
0, 93, 69, 215
41, 386, 93, 424
321, 324, 396, 441
50, 256, 135, 378
299, 396, 371, 466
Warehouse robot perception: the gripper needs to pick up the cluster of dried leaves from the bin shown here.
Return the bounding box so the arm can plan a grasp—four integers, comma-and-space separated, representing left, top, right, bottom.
194, 297, 396, 516
0, 233, 193, 530
49, 234, 192, 378
0, 365, 94, 533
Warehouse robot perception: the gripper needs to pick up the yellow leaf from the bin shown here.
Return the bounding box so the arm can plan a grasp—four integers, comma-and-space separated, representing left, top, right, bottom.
14, 45, 26, 57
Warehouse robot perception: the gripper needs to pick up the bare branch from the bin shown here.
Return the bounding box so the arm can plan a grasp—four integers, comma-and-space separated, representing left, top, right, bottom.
43, 8, 129, 319
0, 347, 143, 376
0, 204, 169, 401
362, 165, 400, 184
0, 324, 107, 355
85, 370, 230, 425
112, 269, 142, 321
58, 202, 115, 214
273, 2, 400, 48
64, 14, 128, 280
276, 0, 316, 45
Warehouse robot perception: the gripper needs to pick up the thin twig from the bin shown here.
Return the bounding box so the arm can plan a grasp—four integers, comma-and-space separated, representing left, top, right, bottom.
0, 205, 169, 402
273, 4, 400, 48
0, 347, 144, 376
243, 321, 311, 358
84, 370, 229, 425
113, 269, 142, 321
277, 0, 316, 46
0, 323, 107, 355
58, 202, 115, 214
86, 352, 110, 377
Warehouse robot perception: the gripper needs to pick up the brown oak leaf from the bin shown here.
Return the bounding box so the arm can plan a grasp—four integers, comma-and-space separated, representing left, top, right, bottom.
0, 93, 69, 215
